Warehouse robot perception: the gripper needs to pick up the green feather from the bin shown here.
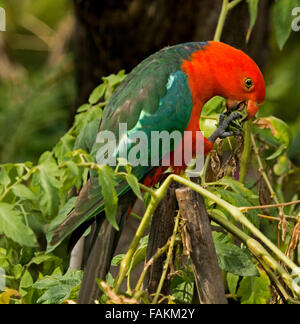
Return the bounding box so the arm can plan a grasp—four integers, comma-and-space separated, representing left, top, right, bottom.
48, 42, 208, 247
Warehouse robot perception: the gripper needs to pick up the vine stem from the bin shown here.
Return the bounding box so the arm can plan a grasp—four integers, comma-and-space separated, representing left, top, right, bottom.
113, 195, 160, 293
133, 240, 171, 297
251, 134, 287, 241
113, 173, 300, 297
152, 211, 180, 304
239, 121, 252, 183
214, 0, 244, 41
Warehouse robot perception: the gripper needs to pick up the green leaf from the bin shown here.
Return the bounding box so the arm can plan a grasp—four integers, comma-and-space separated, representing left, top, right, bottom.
214, 177, 258, 203
46, 197, 78, 252
11, 184, 37, 201
98, 166, 119, 230
237, 270, 271, 304
65, 161, 79, 177
33, 269, 83, 304
274, 155, 290, 176
27, 254, 61, 267
53, 134, 75, 163
227, 273, 239, 301
247, 0, 259, 28
89, 84, 106, 105
111, 254, 125, 267
0, 203, 38, 247
255, 117, 293, 160
19, 270, 33, 295
214, 239, 259, 277
170, 266, 194, 304
128, 235, 148, 274
200, 96, 225, 138
213, 188, 259, 228
74, 118, 100, 152
202, 96, 226, 116
13, 264, 23, 279
77, 104, 91, 113
0, 168, 11, 186
273, 0, 299, 49
125, 174, 143, 201
36, 285, 72, 304
33, 158, 62, 218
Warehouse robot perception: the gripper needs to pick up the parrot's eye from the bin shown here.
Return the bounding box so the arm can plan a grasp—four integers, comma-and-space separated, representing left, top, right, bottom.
244, 78, 254, 90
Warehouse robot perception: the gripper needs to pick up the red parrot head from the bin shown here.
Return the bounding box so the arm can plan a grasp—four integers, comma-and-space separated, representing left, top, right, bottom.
208, 41, 266, 119
183, 41, 266, 119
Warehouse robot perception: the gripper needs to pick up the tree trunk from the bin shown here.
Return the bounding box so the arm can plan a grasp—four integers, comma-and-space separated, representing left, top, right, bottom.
72, 0, 271, 116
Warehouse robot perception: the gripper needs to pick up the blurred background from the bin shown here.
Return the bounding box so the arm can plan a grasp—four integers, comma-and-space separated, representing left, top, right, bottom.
0, 0, 299, 164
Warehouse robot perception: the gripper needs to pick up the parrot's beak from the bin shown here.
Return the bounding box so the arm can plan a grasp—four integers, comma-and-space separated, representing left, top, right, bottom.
226, 99, 259, 120
246, 100, 259, 119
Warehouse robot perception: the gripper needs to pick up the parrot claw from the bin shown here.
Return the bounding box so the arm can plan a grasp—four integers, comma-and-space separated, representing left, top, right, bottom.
208, 112, 242, 142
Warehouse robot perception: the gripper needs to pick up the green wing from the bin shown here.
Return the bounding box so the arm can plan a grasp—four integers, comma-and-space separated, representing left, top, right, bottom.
48, 42, 207, 247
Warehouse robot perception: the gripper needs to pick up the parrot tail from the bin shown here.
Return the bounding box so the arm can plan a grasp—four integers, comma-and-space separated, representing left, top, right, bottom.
77, 190, 137, 304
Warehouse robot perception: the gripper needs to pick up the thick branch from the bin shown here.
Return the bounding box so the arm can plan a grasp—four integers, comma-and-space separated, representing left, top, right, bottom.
176, 187, 227, 304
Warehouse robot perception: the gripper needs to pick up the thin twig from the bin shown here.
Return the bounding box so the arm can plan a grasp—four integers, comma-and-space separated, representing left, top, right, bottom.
258, 214, 299, 224
240, 200, 300, 212
251, 134, 287, 241
133, 240, 171, 297
152, 211, 180, 304
214, 0, 244, 41
239, 121, 252, 183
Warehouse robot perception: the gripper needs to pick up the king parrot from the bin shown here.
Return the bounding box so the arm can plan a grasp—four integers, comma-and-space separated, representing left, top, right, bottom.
48, 41, 265, 303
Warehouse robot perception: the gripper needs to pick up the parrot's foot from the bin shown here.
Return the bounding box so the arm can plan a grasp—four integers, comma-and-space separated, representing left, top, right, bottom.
208, 112, 242, 142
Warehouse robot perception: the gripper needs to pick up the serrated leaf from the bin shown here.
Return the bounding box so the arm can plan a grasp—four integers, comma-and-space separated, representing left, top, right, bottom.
255, 117, 292, 160
214, 239, 259, 277
214, 177, 258, 203
34, 269, 82, 304
0, 203, 38, 247
98, 166, 119, 230
33, 160, 62, 218
273, 0, 299, 49
12, 184, 37, 201
13, 264, 23, 279
237, 270, 271, 304
213, 188, 259, 227
126, 174, 143, 200
36, 285, 74, 304
53, 134, 75, 162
